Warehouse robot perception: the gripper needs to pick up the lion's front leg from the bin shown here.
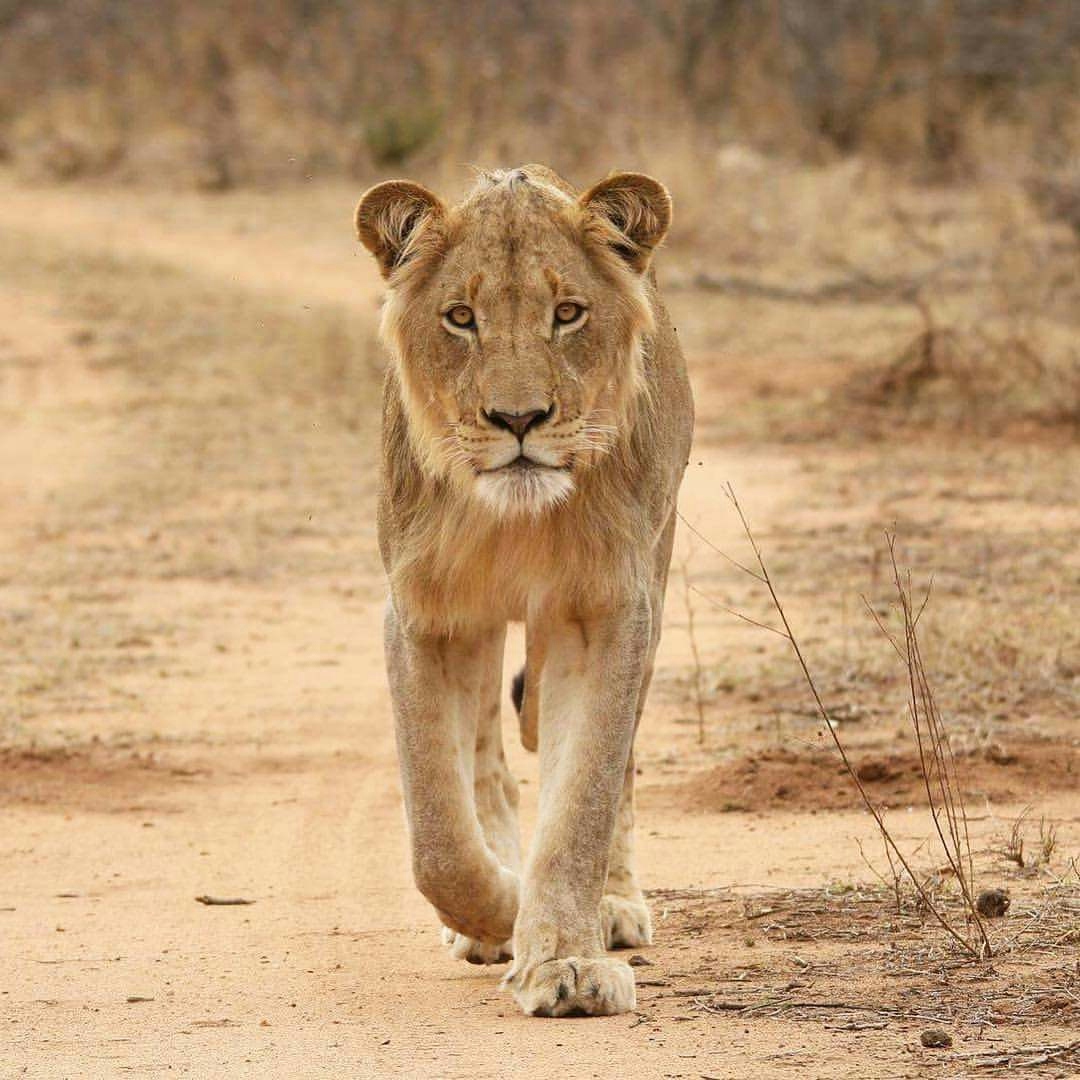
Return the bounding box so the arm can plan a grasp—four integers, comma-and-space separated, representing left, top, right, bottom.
384, 604, 518, 946
505, 593, 650, 1017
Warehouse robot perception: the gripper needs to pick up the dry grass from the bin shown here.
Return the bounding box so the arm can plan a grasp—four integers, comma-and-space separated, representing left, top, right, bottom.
661, 431, 1078, 761
837, 193, 1080, 435
2, 2, 1080, 190
0, 213, 384, 741
657, 162, 1080, 454
1000, 809, 1064, 876
639, 868, 1080, 1071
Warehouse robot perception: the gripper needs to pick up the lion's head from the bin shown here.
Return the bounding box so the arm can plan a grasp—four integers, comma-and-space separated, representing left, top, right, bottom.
356, 165, 671, 517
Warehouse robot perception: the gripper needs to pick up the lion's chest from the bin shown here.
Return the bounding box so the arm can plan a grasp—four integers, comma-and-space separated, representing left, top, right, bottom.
385, 484, 647, 632
407, 523, 560, 626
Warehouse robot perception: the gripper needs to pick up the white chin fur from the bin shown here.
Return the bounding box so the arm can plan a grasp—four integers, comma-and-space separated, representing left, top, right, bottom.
473, 467, 574, 517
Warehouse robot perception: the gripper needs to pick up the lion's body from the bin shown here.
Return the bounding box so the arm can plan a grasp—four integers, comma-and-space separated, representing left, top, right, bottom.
358, 165, 692, 1016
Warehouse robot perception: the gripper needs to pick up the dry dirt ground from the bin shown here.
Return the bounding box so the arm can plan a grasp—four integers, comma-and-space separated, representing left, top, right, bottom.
1, 172, 1078, 1079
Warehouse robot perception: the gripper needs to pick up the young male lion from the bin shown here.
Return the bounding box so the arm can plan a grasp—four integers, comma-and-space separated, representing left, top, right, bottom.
355, 164, 693, 1017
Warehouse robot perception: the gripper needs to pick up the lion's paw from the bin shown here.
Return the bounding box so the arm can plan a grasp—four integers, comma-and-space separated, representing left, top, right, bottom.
601, 894, 653, 949
441, 925, 513, 965
506, 956, 635, 1017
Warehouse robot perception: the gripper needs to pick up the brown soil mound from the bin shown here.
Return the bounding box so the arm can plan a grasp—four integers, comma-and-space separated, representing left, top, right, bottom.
671, 741, 1078, 814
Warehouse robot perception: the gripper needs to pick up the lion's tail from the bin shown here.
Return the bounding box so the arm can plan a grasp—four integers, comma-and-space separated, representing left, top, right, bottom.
511, 665, 537, 752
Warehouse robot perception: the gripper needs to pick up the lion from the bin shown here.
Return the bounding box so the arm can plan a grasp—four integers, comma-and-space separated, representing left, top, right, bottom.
355, 164, 693, 1017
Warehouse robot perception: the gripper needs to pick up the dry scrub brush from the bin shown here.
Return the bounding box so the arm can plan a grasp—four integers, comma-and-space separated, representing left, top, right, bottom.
691, 486, 993, 958
3, 1, 1080, 185
838, 188, 1080, 434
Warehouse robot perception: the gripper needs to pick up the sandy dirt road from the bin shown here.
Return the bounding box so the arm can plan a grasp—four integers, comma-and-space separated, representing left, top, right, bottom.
1, 178, 1077, 1079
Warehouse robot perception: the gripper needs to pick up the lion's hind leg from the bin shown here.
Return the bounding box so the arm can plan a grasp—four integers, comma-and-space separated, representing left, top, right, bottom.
601, 519, 671, 953
441, 925, 513, 964
601, 754, 653, 950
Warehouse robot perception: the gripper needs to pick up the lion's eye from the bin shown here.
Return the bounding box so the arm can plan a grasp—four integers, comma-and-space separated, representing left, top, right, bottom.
554, 301, 585, 326
445, 305, 476, 329
444, 306, 475, 326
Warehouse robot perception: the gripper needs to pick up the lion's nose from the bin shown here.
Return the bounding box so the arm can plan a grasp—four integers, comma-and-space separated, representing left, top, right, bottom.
483, 406, 553, 440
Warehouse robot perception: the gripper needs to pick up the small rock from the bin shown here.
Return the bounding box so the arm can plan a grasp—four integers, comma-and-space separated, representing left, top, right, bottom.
920, 1028, 952, 1049
976, 888, 1010, 918
628, 954, 653, 967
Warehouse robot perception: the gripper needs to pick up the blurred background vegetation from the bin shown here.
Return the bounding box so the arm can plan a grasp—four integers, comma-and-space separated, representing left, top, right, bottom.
2, 0, 1078, 193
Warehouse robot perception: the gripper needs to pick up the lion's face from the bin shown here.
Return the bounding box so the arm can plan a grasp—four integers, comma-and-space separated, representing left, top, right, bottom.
357, 167, 671, 516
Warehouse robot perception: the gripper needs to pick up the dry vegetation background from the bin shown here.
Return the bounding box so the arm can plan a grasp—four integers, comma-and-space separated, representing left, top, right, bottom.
1, 2, 1078, 1076
4, 0, 1080, 188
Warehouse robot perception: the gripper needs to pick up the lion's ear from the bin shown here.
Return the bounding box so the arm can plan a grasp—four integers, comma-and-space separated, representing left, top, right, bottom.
580, 172, 671, 273
355, 180, 445, 279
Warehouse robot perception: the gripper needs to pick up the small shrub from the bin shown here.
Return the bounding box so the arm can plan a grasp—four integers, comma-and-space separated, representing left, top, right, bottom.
363, 105, 441, 169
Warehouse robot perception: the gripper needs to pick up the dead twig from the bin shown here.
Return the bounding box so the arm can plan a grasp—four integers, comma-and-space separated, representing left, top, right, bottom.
956, 1039, 1080, 1070
693, 995, 947, 1023
195, 895, 255, 906
678, 544, 709, 744
677, 256, 977, 305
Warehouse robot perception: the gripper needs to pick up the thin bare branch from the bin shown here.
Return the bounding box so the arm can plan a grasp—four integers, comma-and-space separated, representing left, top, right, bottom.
688, 585, 790, 639
676, 509, 766, 582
